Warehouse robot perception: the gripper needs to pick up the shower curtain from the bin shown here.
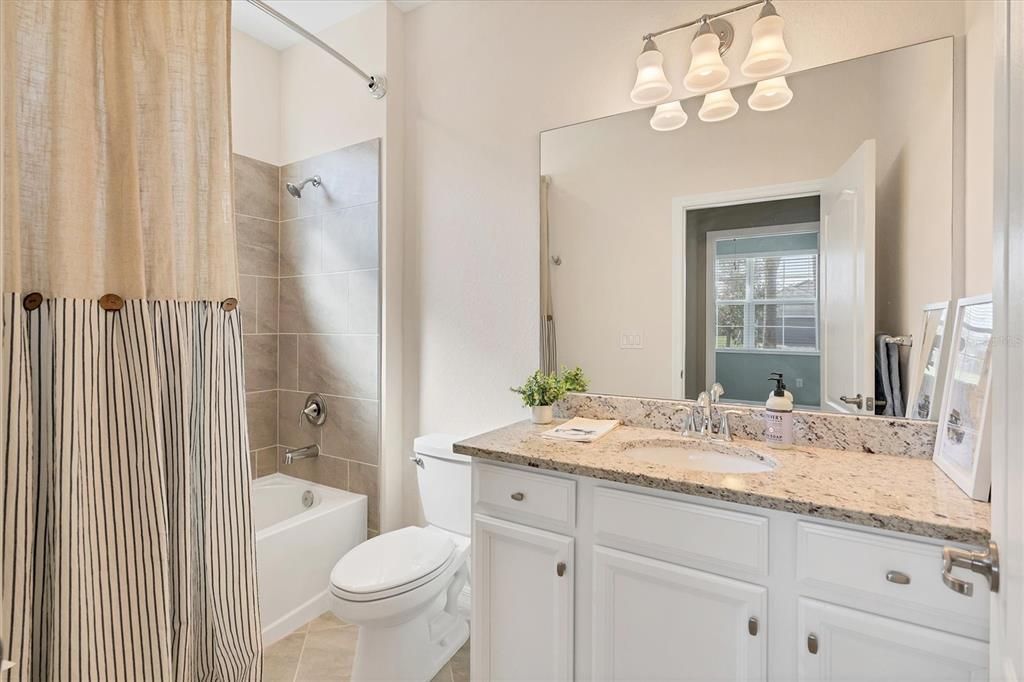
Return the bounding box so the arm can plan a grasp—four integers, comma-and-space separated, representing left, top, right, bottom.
1, 1, 261, 680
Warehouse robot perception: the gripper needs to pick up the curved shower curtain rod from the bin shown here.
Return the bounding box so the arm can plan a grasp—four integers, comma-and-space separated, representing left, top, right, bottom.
243, 0, 387, 99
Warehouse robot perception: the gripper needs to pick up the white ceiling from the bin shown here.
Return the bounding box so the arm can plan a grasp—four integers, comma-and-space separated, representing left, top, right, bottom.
232, 0, 428, 51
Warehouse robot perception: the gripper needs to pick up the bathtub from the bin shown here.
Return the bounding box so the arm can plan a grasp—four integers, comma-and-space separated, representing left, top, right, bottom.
253, 473, 367, 644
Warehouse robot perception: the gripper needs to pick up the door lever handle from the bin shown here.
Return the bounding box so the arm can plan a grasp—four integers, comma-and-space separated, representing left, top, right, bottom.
942, 542, 999, 596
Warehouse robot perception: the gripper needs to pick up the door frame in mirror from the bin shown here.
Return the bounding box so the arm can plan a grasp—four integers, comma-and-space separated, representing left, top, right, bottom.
671, 180, 824, 400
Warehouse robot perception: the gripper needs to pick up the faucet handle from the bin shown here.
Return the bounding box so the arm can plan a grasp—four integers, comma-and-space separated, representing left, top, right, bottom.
719, 410, 743, 441
696, 391, 711, 410
679, 407, 698, 437
710, 383, 725, 403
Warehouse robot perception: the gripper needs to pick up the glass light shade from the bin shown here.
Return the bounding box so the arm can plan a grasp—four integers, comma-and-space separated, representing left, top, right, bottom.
741, 14, 792, 78
630, 41, 673, 105
748, 76, 793, 111
698, 89, 739, 122
650, 101, 688, 131
684, 31, 730, 93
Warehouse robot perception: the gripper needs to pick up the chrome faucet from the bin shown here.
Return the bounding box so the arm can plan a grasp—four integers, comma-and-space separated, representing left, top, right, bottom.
681, 383, 741, 441
284, 444, 319, 464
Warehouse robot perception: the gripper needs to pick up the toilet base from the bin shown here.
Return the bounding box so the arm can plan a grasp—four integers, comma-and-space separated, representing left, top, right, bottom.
345, 593, 469, 681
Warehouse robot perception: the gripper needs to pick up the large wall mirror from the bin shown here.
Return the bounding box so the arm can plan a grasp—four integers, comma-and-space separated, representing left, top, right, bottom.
540, 37, 974, 419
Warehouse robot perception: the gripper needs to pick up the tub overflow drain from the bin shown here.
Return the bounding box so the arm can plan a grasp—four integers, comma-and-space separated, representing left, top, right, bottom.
302, 491, 314, 508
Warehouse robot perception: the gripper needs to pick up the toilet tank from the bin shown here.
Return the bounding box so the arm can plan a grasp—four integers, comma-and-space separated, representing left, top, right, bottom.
413, 434, 471, 537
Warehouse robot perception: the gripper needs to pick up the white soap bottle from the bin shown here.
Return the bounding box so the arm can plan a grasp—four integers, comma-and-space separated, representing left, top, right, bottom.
764, 373, 794, 449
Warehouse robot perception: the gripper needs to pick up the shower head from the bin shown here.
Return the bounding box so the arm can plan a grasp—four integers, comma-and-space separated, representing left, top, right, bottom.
285, 175, 322, 199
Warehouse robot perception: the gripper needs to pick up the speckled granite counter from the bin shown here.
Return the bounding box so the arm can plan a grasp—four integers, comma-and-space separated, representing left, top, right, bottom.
455, 420, 991, 546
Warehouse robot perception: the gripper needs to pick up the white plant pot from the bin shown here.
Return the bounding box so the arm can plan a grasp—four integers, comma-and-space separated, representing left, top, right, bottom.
531, 405, 554, 425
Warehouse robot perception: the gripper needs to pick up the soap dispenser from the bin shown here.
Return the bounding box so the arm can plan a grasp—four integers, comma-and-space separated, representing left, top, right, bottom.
764, 373, 793, 449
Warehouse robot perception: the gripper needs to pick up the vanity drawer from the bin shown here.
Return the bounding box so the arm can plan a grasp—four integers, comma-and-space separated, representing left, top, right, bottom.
473, 462, 576, 531
593, 487, 769, 577
796, 522, 988, 637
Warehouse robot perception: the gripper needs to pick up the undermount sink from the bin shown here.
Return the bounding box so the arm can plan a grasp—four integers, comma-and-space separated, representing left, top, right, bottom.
623, 441, 776, 474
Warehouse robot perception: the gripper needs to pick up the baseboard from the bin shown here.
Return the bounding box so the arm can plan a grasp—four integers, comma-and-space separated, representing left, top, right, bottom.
261, 590, 333, 646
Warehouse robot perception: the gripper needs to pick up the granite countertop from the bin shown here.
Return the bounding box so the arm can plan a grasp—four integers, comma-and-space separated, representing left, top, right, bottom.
454, 420, 992, 546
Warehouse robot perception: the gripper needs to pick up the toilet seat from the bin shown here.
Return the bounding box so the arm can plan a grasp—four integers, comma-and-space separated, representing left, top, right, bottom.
331, 526, 456, 602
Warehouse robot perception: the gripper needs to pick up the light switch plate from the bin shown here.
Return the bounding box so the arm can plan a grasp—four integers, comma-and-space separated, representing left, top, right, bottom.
620, 331, 644, 349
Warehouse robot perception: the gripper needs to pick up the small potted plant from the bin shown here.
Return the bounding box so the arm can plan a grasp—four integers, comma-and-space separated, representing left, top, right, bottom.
511, 366, 589, 424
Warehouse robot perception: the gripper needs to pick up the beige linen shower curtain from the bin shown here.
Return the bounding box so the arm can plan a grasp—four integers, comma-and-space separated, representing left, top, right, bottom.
0, 1, 261, 680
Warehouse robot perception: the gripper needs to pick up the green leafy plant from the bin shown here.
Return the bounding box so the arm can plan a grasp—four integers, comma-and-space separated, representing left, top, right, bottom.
511, 367, 589, 407
560, 365, 589, 393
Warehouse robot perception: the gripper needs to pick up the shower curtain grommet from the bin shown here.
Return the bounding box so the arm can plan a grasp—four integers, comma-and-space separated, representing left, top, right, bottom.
21, 292, 42, 310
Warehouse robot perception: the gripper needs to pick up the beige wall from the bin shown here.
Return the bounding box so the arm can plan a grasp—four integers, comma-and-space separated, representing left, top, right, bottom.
964, 0, 996, 297
231, 31, 281, 165
279, 4, 388, 165
541, 41, 952, 399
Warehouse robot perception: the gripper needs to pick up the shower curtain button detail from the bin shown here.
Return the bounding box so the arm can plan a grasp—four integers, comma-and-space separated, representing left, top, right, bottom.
21, 292, 42, 311
222, 297, 238, 312
99, 293, 124, 311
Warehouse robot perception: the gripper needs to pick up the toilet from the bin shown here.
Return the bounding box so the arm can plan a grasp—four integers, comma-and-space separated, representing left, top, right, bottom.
330, 434, 471, 681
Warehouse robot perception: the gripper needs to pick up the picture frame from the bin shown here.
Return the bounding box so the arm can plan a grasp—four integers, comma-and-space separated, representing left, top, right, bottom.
932, 294, 994, 501
905, 300, 955, 420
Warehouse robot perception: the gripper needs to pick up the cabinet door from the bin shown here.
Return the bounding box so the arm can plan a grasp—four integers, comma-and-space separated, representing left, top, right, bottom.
472, 514, 574, 681
592, 546, 766, 681
798, 598, 988, 682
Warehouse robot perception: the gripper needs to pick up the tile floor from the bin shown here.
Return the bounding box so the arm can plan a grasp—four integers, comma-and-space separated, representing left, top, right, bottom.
263, 611, 470, 682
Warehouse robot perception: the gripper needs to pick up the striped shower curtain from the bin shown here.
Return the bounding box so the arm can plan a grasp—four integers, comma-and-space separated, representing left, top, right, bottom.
1, 297, 262, 680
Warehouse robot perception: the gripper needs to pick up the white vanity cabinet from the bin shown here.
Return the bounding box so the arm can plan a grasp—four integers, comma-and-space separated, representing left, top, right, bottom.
470, 461, 989, 681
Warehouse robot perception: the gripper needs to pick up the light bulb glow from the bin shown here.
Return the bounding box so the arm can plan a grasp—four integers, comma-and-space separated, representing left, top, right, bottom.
684, 30, 730, 93
741, 13, 792, 78
650, 101, 688, 131
748, 76, 793, 111
698, 89, 739, 122
630, 41, 673, 105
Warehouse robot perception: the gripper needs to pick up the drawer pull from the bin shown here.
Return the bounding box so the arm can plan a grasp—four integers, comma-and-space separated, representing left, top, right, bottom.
807, 634, 819, 655
747, 617, 758, 636
510, 492, 525, 502
556, 561, 566, 577
886, 570, 911, 585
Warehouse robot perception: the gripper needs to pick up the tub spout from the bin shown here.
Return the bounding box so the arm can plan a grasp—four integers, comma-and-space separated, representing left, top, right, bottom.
285, 444, 319, 464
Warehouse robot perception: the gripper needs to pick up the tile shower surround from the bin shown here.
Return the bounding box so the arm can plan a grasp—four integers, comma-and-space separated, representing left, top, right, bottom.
234, 140, 381, 533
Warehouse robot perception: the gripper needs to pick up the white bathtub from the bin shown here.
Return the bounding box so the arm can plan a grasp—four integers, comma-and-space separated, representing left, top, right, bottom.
253, 473, 367, 644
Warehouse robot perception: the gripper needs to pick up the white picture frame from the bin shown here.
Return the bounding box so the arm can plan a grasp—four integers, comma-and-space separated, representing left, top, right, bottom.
932, 294, 993, 501
905, 300, 955, 420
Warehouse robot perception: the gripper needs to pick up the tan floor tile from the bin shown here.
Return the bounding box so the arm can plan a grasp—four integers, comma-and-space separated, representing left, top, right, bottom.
306, 611, 346, 632
451, 640, 471, 682
294, 626, 358, 681
430, 662, 454, 682
263, 631, 306, 681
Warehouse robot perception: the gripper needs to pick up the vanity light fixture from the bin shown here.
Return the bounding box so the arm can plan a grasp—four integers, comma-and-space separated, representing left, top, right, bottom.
748, 76, 793, 111
741, 0, 792, 78
650, 101, 688, 131
684, 17, 731, 93
630, 38, 673, 105
699, 89, 739, 122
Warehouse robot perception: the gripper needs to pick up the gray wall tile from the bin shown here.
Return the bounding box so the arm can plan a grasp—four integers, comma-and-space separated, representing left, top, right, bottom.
239, 275, 259, 333
236, 215, 279, 277
322, 203, 379, 273
314, 140, 380, 213
257, 277, 279, 334
280, 216, 322, 275
278, 390, 324, 448
246, 391, 278, 450
348, 269, 379, 334
254, 446, 279, 477
280, 274, 349, 333
297, 334, 378, 399
234, 154, 280, 221
244, 334, 278, 392
349, 462, 379, 531
279, 334, 298, 390
321, 397, 379, 464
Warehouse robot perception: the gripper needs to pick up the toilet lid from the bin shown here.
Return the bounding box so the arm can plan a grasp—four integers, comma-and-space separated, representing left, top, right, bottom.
331, 526, 455, 596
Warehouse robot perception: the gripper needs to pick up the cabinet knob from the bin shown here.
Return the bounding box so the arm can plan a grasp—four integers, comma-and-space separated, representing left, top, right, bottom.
747, 617, 758, 636
807, 634, 819, 655
556, 561, 566, 577
886, 570, 911, 585
510, 492, 525, 502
